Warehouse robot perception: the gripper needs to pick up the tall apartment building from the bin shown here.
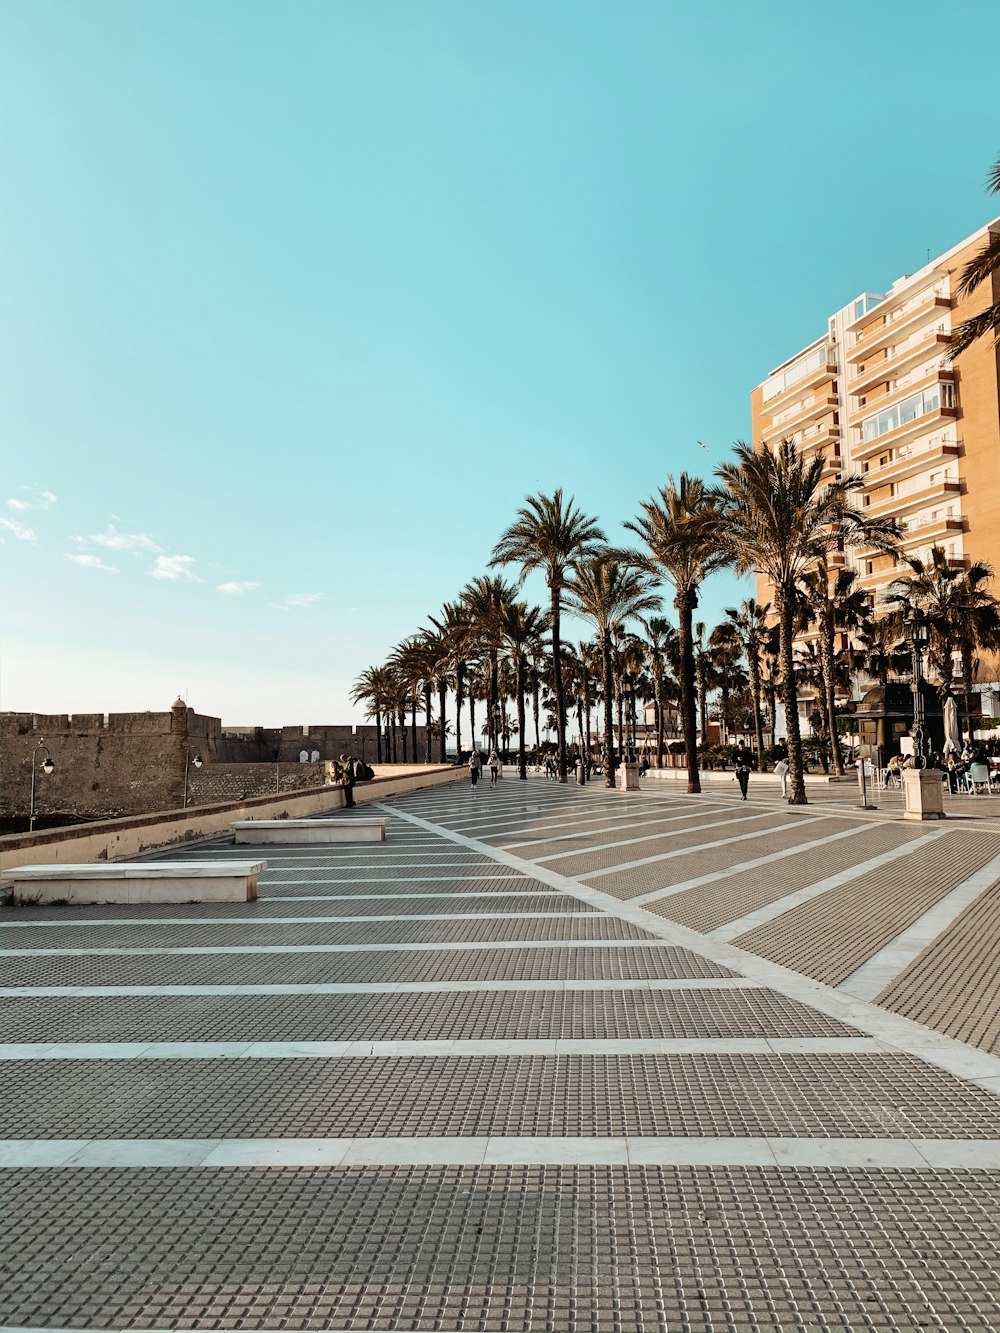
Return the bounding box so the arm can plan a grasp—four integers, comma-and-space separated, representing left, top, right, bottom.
751, 218, 1000, 608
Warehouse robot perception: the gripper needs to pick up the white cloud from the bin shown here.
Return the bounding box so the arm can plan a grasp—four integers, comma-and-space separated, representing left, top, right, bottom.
0, 518, 37, 542
217, 580, 261, 595
285, 592, 322, 608
150, 554, 200, 582
66, 553, 119, 573
4, 488, 57, 512
84, 526, 161, 552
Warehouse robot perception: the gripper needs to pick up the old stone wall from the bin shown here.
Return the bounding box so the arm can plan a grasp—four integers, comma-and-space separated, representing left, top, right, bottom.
187, 762, 336, 805
0, 702, 220, 824
217, 724, 381, 763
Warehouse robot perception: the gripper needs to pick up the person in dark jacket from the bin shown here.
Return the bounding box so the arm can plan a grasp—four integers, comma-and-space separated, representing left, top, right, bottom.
339, 753, 355, 807
734, 743, 753, 801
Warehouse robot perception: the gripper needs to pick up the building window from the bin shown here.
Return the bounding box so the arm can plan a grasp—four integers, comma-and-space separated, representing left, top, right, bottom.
861, 385, 944, 444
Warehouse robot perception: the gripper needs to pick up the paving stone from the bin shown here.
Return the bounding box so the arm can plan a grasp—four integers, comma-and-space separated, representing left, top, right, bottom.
1, 1165, 997, 1332
0, 985, 857, 1045
732, 831, 1000, 986
876, 875, 1000, 1055
2, 943, 731, 988
5, 1053, 998, 1140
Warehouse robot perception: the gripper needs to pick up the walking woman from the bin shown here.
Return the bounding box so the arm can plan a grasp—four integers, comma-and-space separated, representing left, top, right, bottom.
487, 748, 501, 786
469, 750, 482, 788
734, 743, 752, 802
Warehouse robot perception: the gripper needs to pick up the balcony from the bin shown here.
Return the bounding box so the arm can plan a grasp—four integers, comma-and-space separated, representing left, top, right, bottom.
860, 439, 959, 487
848, 329, 951, 399
851, 386, 957, 462
862, 480, 961, 520
846, 293, 951, 360
762, 355, 838, 414
766, 393, 839, 439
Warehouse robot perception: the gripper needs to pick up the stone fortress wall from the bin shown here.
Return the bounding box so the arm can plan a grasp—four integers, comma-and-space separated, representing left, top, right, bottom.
1, 699, 381, 825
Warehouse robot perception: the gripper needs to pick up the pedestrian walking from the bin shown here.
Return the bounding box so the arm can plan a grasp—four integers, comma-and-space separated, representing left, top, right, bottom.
469, 750, 482, 788
734, 743, 752, 801
487, 748, 501, 786
774, 756, 790, 799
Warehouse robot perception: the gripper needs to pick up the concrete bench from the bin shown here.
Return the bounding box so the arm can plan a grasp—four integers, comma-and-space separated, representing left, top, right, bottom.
231, 818, 389, 845
1, 861, 266, 905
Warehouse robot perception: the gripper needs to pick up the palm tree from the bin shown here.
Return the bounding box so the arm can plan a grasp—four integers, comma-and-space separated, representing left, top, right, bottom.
497, 601, 549, 779
566, 552, 661, 788
388, 636, 431, 763
350, 665, 395, 764
885, 547, 1000, 735
429, 600, 472, 760
724, 599, 770, 762
491, 490, 605, 782
948, 154, 1000, 359
639, 616, 677, 768
708, 620, 744, 748
797, 562, 872, 776
624, 474, 728, 794
461, 575, 519, 752
716, 439, 897, 804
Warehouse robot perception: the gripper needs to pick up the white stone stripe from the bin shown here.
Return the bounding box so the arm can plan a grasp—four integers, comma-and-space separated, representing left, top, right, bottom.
3, 1136, 997, 1169
837, 848, 1000, 1002
580, 816, 829, 879
449, 802, 688, 836
503, 805, 733, 850
630, 821, 888, 905
0, 911, 594, 929
0, 1037, 882, 1060
537, 809, 776, 864
1, 939, 675, 958
0, 978, 761, 998
262, 875, 531, 884
257, 892, 563, 902
708, 828, 948, 943
379, 804, 1000, 1093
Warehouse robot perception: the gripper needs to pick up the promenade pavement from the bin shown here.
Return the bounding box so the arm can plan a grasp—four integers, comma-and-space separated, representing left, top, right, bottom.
2, 774, 999, 1332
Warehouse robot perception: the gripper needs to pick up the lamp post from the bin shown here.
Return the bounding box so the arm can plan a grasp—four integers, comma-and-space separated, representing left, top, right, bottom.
183, 748, 203, 807
29, 739, 55, 833
906, 607, 930, 770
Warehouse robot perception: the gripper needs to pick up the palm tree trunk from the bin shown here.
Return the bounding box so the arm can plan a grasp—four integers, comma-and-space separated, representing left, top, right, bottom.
424, 685, 433, 763
455, 663, 464, 760
410, 699, 417, 759
375, 711, 383, 765
615, 681, 624, 765
747, 651, 765, 763
777, 590, 807, 804
676, 591, 701, 794
550, 581, 568, 781
601, 631, 616, 789
583, 665, 592, 765
821, 621, 845, 776
437, 680, 447, 763
468, 692, 476, 755
400, 711, 408, 763
516, 656, 527, 780
654, 669, 665, 768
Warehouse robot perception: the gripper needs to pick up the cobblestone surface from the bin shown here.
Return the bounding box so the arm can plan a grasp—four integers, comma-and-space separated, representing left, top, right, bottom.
6, 1052, 997, 1140
876, 876, 1000, 1054
732, 831, 1000, 985
0, 984, 856, 1044
3, 776, 998, 1333
3, 1165, 998, 1332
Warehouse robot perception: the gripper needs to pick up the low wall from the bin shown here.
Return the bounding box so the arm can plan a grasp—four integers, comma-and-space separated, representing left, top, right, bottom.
0, 765, 463, 870
642, 768, 849, 786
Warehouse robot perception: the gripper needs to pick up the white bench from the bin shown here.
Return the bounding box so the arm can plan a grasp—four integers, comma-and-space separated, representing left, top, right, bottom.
1, 861, 266, 905
231, 818, 389, 845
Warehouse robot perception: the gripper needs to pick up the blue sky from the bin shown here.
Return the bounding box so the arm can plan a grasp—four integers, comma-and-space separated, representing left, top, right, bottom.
2, 0, 997, 725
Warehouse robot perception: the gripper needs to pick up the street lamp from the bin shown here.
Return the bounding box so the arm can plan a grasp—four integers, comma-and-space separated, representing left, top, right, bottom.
29, 739, 55, 833
183, 748, 203, 807
906, 607, 930, 769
